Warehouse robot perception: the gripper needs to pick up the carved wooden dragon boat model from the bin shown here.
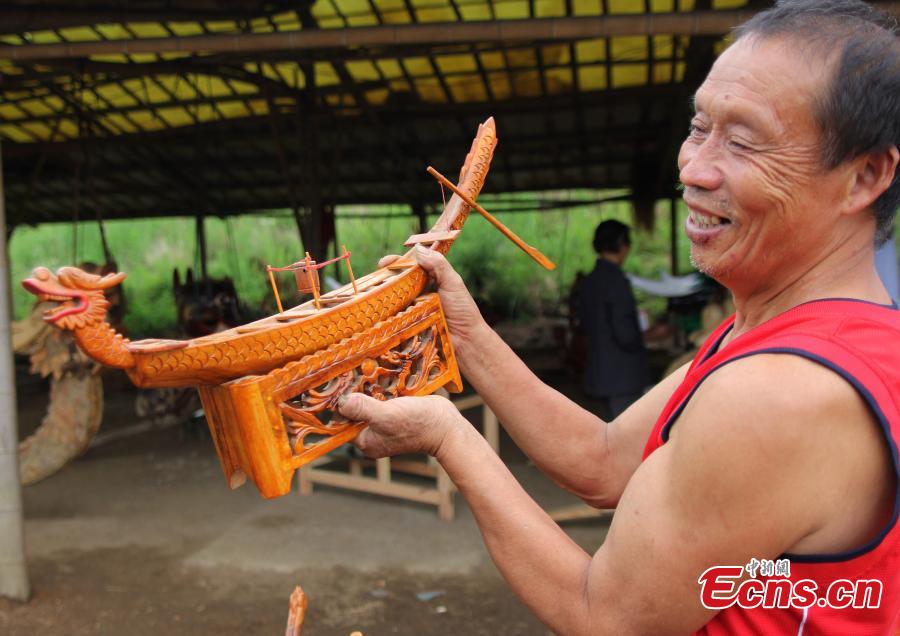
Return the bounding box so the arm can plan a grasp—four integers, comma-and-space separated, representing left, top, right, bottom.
22, 117, 551, 498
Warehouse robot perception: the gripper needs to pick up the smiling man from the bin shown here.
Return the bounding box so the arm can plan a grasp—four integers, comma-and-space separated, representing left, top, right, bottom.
337, 1, 900, 633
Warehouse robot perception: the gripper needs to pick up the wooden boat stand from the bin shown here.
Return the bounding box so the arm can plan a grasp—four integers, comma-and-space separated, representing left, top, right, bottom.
297, 393, 498, 521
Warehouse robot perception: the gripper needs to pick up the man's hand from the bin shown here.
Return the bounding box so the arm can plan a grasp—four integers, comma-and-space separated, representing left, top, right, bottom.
380, 246, 486, 350
336, 392, 464, 459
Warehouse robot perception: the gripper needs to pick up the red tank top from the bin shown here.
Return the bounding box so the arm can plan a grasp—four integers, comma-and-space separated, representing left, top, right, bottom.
642, 299, 900, 635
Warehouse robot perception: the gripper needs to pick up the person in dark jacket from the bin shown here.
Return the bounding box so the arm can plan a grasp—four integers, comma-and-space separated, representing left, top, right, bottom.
578, 220, 650, 418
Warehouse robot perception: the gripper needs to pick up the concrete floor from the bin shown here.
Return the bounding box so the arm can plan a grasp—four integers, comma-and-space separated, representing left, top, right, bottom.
3, 369, 612, 635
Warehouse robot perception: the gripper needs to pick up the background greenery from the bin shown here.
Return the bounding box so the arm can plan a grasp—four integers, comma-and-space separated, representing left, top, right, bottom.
9, 193, 697, 337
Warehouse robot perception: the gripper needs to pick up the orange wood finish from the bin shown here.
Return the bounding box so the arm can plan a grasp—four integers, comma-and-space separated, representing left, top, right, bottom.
20, 118, 497, 497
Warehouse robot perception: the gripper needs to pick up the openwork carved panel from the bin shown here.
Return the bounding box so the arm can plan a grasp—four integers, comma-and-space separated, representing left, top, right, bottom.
282, 324, 449, 457
197, 294, 461, 498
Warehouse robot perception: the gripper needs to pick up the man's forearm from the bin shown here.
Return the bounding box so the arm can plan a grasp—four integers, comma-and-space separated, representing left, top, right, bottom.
454, 323, 614, 503
436, 422, 594, 634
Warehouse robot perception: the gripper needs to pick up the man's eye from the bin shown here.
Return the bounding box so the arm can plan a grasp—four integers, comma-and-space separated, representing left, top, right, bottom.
728, 139, 751, 151
688, 123, 707, 137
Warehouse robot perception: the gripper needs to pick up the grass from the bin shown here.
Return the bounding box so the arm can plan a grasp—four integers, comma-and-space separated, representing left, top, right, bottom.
9, 193, 696, 337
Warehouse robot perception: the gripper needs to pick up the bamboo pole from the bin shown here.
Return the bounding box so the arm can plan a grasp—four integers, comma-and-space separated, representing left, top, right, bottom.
267, 266, 284, 314
342, 245, 358, 294
0, 141, 30, 601
305, 253, 321, 310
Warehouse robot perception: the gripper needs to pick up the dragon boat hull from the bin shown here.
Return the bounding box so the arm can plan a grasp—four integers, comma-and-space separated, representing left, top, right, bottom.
22, 117, 498, 497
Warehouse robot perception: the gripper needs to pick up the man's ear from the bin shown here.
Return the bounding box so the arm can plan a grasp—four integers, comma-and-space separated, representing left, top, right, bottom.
845, 146, 899, 214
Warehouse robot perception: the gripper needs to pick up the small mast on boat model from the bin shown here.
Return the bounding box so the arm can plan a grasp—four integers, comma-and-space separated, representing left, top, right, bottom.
266, 245, 359, 313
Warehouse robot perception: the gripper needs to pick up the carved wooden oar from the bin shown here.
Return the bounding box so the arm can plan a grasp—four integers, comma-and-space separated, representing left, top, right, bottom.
426, 165, 556, 271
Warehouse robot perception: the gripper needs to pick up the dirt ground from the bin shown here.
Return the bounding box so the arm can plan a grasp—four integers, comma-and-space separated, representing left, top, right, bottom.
1, 364, 612, 635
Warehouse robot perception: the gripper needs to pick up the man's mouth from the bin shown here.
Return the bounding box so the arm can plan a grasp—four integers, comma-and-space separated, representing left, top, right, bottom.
687, 209, 731, 229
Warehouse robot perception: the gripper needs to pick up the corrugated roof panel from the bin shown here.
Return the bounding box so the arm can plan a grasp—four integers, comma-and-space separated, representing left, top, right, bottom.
653, 35, 675, 59
127, 110, 165, 131
90, 53, 130, 63
542, 44, 570, 66
414, 4, 459, 23
228, 80, 258, 95
346, 60, 381, 82
608, 0, 651, 12
200, 76, 235, 97
575, 40, 606, 63
653, 64, 674, 83
373, 0, 412, 23
15, 98, 54, 117
494, 0, 531, 20
204, 21, 239, 33
376, 59, 404, 79
347, 13, 379, 26
446, 75, 488, 102
220, 100, 254, 119
103, 113, 138, 136
95, 82, 138, 107
413, 77, 447, 102
545, 67, 574, 92
650, 0, 677, 10
0, 105, 23, 121
487, 71, 513, 99
435, 54, 477, 74
535, 0, 567, 18
479, 51, 506, 71
314, 62, 340, 86
578, 65, 608, 91
365, 88, 390, 104
127, 53, 161, 63
507, 49, 537, 69
458, 4, 492, 21
21, 121, 54, 139
272, 12, 301, 30
26, 30, 61, 44
156, 106, 192, 126
129, 23, 169, 38
611, 36, 648, 61
334, 0, 371, 17
0, 124, 32, 143
246, 99, 268, 115
388, 79, 412, 92
167, 22, 204, 36
612, 63, 647, 87
57, 119, 79, 138
511, 70, 542, 97
318, 16, 347, 28
42, 96, 65, 112
403, 57, 434, 77
574, 0, 603, 17
58, 27, 102, 42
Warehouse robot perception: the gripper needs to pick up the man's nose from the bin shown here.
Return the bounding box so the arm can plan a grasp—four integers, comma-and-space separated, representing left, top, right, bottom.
678, 139, 724, 191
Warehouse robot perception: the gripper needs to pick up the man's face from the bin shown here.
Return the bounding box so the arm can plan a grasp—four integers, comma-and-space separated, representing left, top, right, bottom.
677, 36, 852, 292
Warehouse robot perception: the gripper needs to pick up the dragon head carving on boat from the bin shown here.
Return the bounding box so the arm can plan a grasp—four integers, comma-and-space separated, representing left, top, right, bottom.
23, 266, 125, 330
22, 266, 134, 369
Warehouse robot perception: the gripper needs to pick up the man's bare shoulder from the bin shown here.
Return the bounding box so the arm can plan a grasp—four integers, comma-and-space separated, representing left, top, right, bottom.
668, 352, 893, 555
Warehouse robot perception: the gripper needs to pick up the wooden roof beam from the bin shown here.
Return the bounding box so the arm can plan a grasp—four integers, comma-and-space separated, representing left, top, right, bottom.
2, 9, 861, 61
